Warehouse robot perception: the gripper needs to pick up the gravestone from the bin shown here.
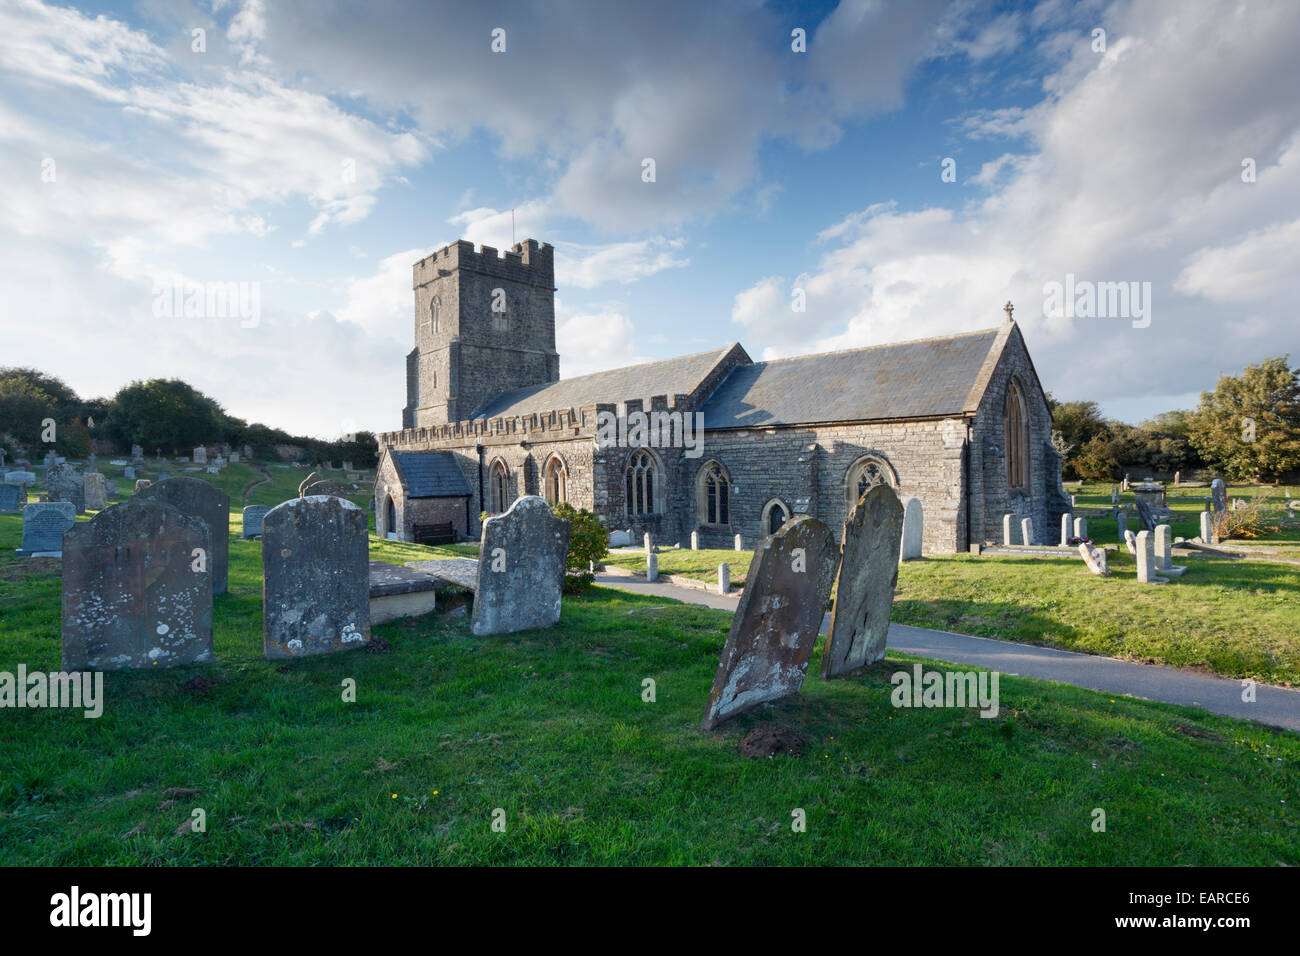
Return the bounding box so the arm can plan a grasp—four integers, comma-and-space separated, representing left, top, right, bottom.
647, 552, 658, 582
83, 472, 108, 511
607, 529, 633, 547
263, 496, 370, 658
1135, 530, 1167, 584
1073, 517, 1087, 540
4, 470, 35, 486
823, 485, 902, 678
193, 447, 207, 464
242, 505, 271, 538
0, 483, 26, 513
1020, 516, 1034, 546
1210, 478, 1227, 514
62, 500, 214, 671
718, 562, 730, 594
899, 497, 923, 561
471, 496, 571, 637
133, 477, 230, 594
156, 469, 171, 481
1154, 524, 1172, 570
297, 472, 321, 497
1174, 471, 1181, 486
1117, 511, 1128, 541
124, 466, 135, 479
243, 444, 253, 459
134, 479, 152, 493
229, 452, 240, 463
44, 463, 84, 513
690, 530, 699, 551
1123, 529, 1137, 554
734, 534, 744, 551
1077, 541, 1109, 576
17, 501, 76, 555
131, 444, 143, 460
702, 516, 838, 729
1199, 510, 1214, 543
1111, 487, 1119, 505
1060, 512, 1073, 546
1002, 513, 1017, 546
644, 532, 652, 554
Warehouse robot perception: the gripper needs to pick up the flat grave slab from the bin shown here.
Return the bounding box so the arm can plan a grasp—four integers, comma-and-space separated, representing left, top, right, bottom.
403, 557, 480, 591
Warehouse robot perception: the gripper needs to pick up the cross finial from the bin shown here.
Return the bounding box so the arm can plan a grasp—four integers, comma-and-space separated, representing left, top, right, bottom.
1003, 300, 1014, 324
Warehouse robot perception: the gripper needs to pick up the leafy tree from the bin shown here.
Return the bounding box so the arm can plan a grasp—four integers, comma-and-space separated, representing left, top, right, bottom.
0, 376, 57, 453
0, 367, 79, 418
1187, 356, 1300, 481
550, 501, 608, 590
102, 379, 225, 453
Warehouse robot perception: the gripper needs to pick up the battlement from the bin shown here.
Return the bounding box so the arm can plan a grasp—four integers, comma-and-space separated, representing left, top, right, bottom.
412, 238, 554, 289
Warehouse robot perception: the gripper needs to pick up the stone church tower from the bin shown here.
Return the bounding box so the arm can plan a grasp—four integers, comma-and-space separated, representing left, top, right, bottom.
402, 238, 559, 428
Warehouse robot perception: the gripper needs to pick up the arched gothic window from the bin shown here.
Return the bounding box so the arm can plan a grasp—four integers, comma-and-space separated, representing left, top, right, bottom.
1005, 380, 1030, 491
762, 499, 791, 536
626, 449, 657, 517
697, 461, 730, 527
489, 460, 510, 513
544, 456, 567, 505
430, 295, 441, 334
846, 454, 895, 511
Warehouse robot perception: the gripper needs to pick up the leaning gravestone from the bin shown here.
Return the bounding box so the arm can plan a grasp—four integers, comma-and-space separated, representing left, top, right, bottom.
242, 505, 271, 538
1210, 478, 1227, 514
899, 496, 922, 561
262, 496, 370, 658
702, 516, 838, 730
44, 463, 84, 513
83, 472, 108, 511
0, 484, 26, 514
471, 496, 571, 637
823, 485, 902, 677
62, 500, 214, 671
17, 501, 76, 555
1124, 529, 1137, 554
132, 477, 230, 594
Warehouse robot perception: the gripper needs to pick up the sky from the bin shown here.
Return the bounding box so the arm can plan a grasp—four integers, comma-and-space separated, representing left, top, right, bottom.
1, 0, 1297, 439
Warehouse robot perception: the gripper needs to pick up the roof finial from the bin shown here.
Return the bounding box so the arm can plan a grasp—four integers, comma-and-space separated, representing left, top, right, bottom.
1003, 300, 1014, 325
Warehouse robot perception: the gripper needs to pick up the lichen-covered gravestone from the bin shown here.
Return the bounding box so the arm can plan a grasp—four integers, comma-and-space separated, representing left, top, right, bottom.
133, 477, 230, 594
62, 501, 214, 671
823, 485, 903, 678
83, 472, 108, 511
1210, 478, 1227, 514
899, 496, 922, 561
702, 516, 839, 730
242, 505, 271, 538
17, 501, 75, 555
262, 496, 370, 658
471, 496, 571, 636
44, 463, 84, 513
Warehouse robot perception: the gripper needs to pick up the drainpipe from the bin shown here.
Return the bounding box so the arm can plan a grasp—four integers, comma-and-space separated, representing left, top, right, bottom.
475, 443, 485, 534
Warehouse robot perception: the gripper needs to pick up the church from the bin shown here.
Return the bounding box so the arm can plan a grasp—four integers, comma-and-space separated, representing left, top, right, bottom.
375, 238, 1067, 554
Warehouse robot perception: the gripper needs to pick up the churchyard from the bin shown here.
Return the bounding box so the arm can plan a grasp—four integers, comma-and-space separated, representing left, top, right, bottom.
0, 462, 1296, 865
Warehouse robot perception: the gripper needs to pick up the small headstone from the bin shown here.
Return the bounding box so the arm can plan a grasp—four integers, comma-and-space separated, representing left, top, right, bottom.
607, 529, 633, 547
647, 552, 658, 582
1124, 529, 1137, 554
0, 483, 27, 513
1020, 516, 1034, 546
1154, 524, 1172, 570
823, 485, 903, 678
1077, 541, 1110, 576
133, 476, 230, 594
134, 479, 152, 493
1210, 478, 1227, 513
124, 466, 136, 479
899, 497, 923, 561
1069, 494, 1077, 508
702, 516, 838, 729
1174, 471, 1181, 486
243, 445, 253, 459
229, 452, 240, 463
1111, 487, 1119, 504
471, 496, 570, 637
1060, 512, 1073, 546
1117, 511, 1128, 541
131, 444, 143, 460
156, 469, 171, 481
263, 496, 370, 658
242, 505, 271, 538
17, 501, 76, 555
690, 530, 699, 551
44, 463, 85, 513
718, 562, 730, 594
1002, 513, 1017, 546
734, 534, 744, 551
62, 500, 214, 671
205, 465, 220, 475
82, 472, 108, 511
193, 446, 207, 464
1073, 517, 1087, 540
1199, 510, 1213, 543
1135, 530, 1167, 584
644, 531, 652, 554
1121, 474, 1130, 492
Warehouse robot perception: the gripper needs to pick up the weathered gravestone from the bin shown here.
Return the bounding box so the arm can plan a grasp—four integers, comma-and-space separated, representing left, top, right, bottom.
262, 496, 370, 658
471, 496, 571, 637
124, 466, 135, 480
1154, 523, 1186, 577
1210, 478, 1227, 514
823, 485, 902, 678
1060, 511, 1073, 546
4, 470, 35, 486
242, 505, 271, 538
193, 447, 207, 464
1002, 513, 1018, 546
0, 484, 26, 514
1117, 511, 1128, 541
701, 516, 838, 730
17, 501, 76, 555
44, 463, 84, 513
1020, 516, 1035, 546
1077, 541, 1110, 576
1124, 529, 1137, 554
131, 444, 144, 460
133, 477, 230, 594
83, 472, 108, 511
1073, 517, 1087, 540
899, 496, 923, 561
1135, 530, 1167, 584
134, 479, 152, 493
690, 530, 699, 550
647, 551, 659, 582
1199, 510, 1214, 543
62, 501, 214, 671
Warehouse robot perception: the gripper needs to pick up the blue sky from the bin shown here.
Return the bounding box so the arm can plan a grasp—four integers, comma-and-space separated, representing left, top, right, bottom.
2, 0, 1298, 437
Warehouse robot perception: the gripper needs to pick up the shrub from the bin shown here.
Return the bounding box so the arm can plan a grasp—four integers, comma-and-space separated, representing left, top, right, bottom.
551, 501, 608, 590
1212, 491, 1280, 540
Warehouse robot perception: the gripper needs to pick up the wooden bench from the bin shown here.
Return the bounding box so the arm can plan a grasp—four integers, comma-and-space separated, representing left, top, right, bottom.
413, 522, 456, 545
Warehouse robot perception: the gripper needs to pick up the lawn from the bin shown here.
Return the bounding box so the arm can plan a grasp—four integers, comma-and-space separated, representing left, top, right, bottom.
1, 510, 1297, 865
605, 547, 753, 584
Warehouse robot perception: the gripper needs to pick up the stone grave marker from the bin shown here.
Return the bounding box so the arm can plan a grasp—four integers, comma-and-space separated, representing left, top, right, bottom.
44, 463, 84, 513
242, 505, 271, 538
647, 552, 659, 582
0, 484, 25, 513
1199, 510, 1214, 543
1002, 513, 1017, 546
702, 516, 838, 729
1077, 541, 1109, 576
83, 472, 108, 511
1020, 516, 1034, 546
134, 479, 152, 493
643, 531, 652, 554
718, 562, 730, 594
823, 485, 902, 678
899, 497, 922, 561
1060, 511, 1073, 545
471, 496, 570, 637
1123, 528, 1137, 554
1135, 530, 1167, 584
62, 500, 214, 671
1073, 516, 1087, 539
1117, 510, 1128, 541
1210, 478, 1227, 513
124, 466, 136, 479
193, 447, 207, 464
690, 530, 699, 550
1154, 523, 1186, 577
734, 534, 744, 551
4, 470, 35, 486
263, 496, 370, 658
17, 501, 76, 555
133, 476, 230, 594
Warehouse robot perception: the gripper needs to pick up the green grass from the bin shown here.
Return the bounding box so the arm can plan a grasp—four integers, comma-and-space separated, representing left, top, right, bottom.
605, 547, 753, 584
1, 509, 1298, 865
1070, 480, 1300, 544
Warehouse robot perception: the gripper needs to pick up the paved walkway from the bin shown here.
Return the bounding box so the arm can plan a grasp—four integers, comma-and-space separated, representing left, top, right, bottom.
593, 573, 1300, 732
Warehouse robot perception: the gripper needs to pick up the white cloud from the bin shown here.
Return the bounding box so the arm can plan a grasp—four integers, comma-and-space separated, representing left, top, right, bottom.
556, 307, 651, 378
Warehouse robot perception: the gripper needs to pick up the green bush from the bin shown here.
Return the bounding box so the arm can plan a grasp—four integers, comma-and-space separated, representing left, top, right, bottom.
551, 501, 608, 590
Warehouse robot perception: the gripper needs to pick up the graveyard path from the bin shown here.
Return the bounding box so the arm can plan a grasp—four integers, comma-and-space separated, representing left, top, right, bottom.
242, 465, 273, 506
592, 573, 1300, 733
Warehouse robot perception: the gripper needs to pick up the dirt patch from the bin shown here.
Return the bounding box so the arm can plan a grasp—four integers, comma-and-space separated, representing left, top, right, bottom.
0, 557, 60, 582
365, 636, 391, 654
737, 725, 805, 759
1174, 724, 1226, 741
180, 676, 215, 694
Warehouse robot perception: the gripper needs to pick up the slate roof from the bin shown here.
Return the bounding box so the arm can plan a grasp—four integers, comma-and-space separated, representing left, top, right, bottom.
698, 328, 1003, 429
391, 450, 472, 498
471, 345, 740, 419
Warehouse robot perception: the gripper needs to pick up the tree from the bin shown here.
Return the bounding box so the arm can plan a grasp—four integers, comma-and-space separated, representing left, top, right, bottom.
550, 502, 608, 590
102, 379, 225, 453
1187, 356, 1300, 481
0, 376, 57, 452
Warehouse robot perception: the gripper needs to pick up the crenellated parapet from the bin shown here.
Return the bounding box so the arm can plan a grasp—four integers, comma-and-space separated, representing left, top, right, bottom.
412, 238, 554, 291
